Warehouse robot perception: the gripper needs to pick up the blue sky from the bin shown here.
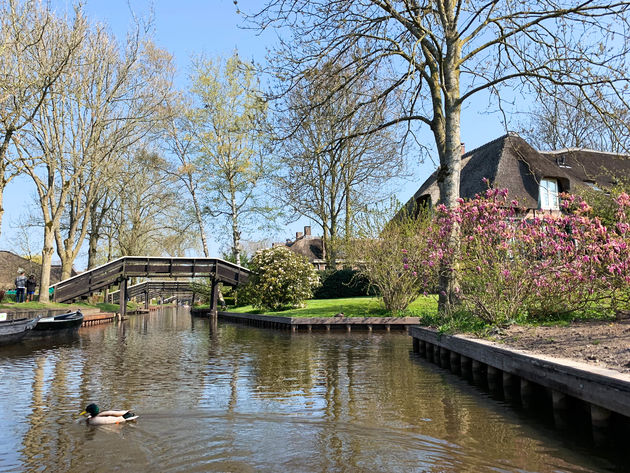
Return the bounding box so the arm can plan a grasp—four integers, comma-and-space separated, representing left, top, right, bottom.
1, 0, 507, 268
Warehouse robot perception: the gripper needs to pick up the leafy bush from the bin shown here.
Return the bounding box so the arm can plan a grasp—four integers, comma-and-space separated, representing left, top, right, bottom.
313, 269, 375, 299
349, 207, 438, 312
245, 246, 321, 310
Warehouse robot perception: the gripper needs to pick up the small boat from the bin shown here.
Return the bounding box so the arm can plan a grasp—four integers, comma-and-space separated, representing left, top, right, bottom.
0, 316, 40, 345
32, 310, 84, 333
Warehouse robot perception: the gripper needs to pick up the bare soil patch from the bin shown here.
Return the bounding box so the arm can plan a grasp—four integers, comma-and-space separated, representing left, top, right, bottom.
489, 320, 630, 373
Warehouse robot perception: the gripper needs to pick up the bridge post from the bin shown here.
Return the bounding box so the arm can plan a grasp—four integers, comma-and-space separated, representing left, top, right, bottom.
209, 279, 219, 317
144, 290, 149, 309
119, 278, 128, 318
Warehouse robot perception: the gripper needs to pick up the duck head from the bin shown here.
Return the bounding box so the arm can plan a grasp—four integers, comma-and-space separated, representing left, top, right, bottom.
80, 403, 100, 417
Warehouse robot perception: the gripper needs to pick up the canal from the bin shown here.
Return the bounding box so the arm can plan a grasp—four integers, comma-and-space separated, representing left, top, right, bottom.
0, 307, 624, 472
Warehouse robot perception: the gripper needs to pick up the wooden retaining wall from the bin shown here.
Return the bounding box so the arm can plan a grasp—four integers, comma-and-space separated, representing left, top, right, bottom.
409, 326, 630, 441
82, 312, 118, 326
191, 309, 419, 332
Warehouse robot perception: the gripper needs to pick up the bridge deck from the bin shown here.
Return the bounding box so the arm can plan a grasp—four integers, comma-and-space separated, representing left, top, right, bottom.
51, 256, 250, 316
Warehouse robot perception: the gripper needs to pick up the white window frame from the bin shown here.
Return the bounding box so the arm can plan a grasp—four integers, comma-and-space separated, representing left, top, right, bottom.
539, 178, 560, 210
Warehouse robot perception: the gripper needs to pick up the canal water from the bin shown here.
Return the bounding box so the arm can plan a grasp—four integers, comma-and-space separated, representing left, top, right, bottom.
0, 307, 624, 472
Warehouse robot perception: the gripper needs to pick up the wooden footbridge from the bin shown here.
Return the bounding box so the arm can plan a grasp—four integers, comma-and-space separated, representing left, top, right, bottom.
108, 280, 196, 307
51, 256, 250, 317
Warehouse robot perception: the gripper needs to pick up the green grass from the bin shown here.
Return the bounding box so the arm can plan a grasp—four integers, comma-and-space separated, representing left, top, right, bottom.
0, 300, 138, 313
94, 302, 138, 313
230, 295, 439, 318
0, 301, 74, 310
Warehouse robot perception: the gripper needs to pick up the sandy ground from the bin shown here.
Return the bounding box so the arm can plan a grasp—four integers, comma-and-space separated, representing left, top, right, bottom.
488, 320, 630, 373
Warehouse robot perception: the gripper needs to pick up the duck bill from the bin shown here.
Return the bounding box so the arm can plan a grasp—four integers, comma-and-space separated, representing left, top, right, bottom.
79, 410, 87, 416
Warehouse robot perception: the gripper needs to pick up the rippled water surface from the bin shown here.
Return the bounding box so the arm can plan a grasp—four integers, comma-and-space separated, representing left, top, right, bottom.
0, 307, 624, 472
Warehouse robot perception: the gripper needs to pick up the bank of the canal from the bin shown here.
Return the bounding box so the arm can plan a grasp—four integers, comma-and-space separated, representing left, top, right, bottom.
1, 306, 626, 472
192, 308, 419, 331
409, 326, 630, 449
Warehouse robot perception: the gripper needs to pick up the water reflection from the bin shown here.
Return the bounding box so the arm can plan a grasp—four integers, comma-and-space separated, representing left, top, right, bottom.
0, 307, 625, 472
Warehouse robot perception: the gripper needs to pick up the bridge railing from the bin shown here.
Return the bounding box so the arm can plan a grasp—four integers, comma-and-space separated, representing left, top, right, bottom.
51, 256, 250, 303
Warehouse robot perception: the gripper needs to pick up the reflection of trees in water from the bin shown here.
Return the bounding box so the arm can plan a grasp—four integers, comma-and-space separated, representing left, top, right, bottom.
79, 308, 210, 411
239, 331, 576, 471
21, 356, 48, 468
21, 353, 78, 471
228, 359, 239, 412
233, 328, 318, 396
11, 312, 604, 472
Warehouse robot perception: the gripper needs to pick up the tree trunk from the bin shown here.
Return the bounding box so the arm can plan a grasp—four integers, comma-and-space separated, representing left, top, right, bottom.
0, 186, 5, 240
38, 226, 55, 303
0, 129, 14, 239
345, 181, 351, 240
191, 186, 209, 257
436, 30, 463, 314
60, 258, 73, 281
87, 229, 99, 269
329, 212, 337, 269
230, 187, 241, 265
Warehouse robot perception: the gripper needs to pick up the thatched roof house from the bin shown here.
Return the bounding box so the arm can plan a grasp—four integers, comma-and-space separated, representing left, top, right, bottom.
403, 133, 630, 214
273, 225, 327, 270
0, 251, 76, 290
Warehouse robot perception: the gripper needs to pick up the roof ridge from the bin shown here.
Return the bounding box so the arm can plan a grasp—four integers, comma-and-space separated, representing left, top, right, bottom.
542, 148, 630, 158
462, 132, 519, 159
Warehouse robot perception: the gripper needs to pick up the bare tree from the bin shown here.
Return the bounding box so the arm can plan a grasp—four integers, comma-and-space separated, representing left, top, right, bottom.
0, 0, 85, 237
520, 85, 630, 153
107, 148, 197, 258
51, 28, 174, 279
276, 61, 404, 266
248, 0, 630, 311
18, 20, 174, 299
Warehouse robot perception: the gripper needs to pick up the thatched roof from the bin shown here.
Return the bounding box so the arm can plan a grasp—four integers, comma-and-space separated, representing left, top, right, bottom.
403, 133, 630, 212
285, 236, 324, 262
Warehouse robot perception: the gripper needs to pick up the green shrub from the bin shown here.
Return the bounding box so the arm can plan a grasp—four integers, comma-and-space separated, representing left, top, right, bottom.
313, 269, 376, 299
349, 206, 438, 312
245, 246, 321, 310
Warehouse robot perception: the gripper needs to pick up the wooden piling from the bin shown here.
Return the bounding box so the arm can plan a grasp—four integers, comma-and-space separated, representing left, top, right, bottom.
503, 372, 518, 403
449, 351, 461, 375
521, 379, 535, 409
472, 360, 487, 387
440, 347, 450, 369
487, 366, 501, 394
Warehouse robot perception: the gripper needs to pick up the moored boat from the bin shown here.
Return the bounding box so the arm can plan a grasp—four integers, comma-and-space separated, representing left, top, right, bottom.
32, 310, 84, 333
0, 317, 40, 345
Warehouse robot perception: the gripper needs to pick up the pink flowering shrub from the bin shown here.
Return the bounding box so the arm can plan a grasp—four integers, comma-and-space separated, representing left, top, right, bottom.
409, 189, 630, 323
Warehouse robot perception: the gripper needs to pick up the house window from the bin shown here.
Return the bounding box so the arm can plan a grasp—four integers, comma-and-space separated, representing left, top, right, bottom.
584, 180, 602, 192
539, 178, 559, 210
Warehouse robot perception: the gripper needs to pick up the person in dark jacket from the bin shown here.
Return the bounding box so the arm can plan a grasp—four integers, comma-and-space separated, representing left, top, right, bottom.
26, 274, 37, 302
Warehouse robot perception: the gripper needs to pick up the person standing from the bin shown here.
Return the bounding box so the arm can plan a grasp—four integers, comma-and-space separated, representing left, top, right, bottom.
26, 274, 37, 302
15, 269, 27, 303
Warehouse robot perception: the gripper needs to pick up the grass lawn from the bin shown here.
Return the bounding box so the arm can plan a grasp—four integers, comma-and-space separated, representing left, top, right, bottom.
0, 301, 75, 310
229, 295, 438, 318
0, 300, 138, 313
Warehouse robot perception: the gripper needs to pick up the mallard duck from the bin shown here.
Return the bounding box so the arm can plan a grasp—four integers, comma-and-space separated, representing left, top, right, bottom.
80, 403, 138, 425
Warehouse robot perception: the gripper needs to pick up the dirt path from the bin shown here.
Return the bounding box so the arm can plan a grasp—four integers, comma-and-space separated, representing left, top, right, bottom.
487, 320, 630, 373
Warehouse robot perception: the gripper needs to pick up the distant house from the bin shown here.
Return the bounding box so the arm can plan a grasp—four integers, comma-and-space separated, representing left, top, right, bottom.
0, 250, 76, 290
274, 225, 327, 270
401, 133, 630, 215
